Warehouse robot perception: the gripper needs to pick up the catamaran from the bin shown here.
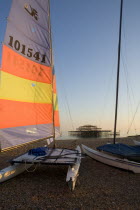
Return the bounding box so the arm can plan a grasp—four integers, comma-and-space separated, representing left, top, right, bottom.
82, 0, 140, 173
0, 0, 81, 191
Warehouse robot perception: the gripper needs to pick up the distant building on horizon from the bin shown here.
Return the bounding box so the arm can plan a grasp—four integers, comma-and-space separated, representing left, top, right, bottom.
69, 124, 120, 138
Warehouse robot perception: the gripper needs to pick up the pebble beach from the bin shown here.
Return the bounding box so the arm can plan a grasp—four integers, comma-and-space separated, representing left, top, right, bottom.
0, 137, 140, 210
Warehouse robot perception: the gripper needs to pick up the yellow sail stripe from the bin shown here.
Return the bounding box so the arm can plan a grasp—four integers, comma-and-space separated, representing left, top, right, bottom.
53, 94, 59, 111
0, 71, 53, 104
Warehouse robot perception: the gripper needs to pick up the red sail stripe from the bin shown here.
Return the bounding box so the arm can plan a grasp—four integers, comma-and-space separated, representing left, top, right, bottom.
1, 45, 52, 83
0, 99, 53, 129
54, 110, 60, 127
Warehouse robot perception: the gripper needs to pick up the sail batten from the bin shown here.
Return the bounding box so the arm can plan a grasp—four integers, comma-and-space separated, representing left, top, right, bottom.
0, 0, 60, 151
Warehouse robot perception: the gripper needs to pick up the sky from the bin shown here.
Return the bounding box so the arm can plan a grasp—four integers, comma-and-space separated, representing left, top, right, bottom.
1, 0, 140, 137
50, 0, 140, 136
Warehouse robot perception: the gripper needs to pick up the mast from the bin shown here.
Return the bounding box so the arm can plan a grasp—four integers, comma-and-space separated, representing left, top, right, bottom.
48, 0, 56, 147
113, 0, 123, 144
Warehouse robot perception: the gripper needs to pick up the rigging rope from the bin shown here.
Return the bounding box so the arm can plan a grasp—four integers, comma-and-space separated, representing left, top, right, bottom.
127, 101, 140, 134
121, 26, 137, 135
57, 67, 75, 131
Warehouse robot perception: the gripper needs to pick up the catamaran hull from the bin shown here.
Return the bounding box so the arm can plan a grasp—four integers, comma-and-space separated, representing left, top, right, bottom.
66, 146, 81, 191
0, 163, 32, 183
82, 144, 140, 173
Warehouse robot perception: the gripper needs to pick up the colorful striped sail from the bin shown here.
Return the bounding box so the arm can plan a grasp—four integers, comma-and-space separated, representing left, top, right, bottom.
0, 0, 60, 151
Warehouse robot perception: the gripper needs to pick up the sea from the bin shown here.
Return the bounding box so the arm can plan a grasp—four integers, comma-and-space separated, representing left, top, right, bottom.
56, 132, 114, 141
56, 135, 80, 141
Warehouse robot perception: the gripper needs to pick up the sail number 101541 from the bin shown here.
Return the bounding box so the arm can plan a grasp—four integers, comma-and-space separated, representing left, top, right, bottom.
8, 36, 46, 63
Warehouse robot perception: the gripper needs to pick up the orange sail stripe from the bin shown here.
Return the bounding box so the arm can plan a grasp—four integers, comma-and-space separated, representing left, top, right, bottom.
1, 45, 52, 83
0, 99, 53, 129
54, 110, 60, 127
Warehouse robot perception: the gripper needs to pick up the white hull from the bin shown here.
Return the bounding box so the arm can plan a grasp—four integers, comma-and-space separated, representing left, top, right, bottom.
133, 140, 140, 146
66, 146, 81, 191
0, 163, 32, 183
82, 144, 140, 173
